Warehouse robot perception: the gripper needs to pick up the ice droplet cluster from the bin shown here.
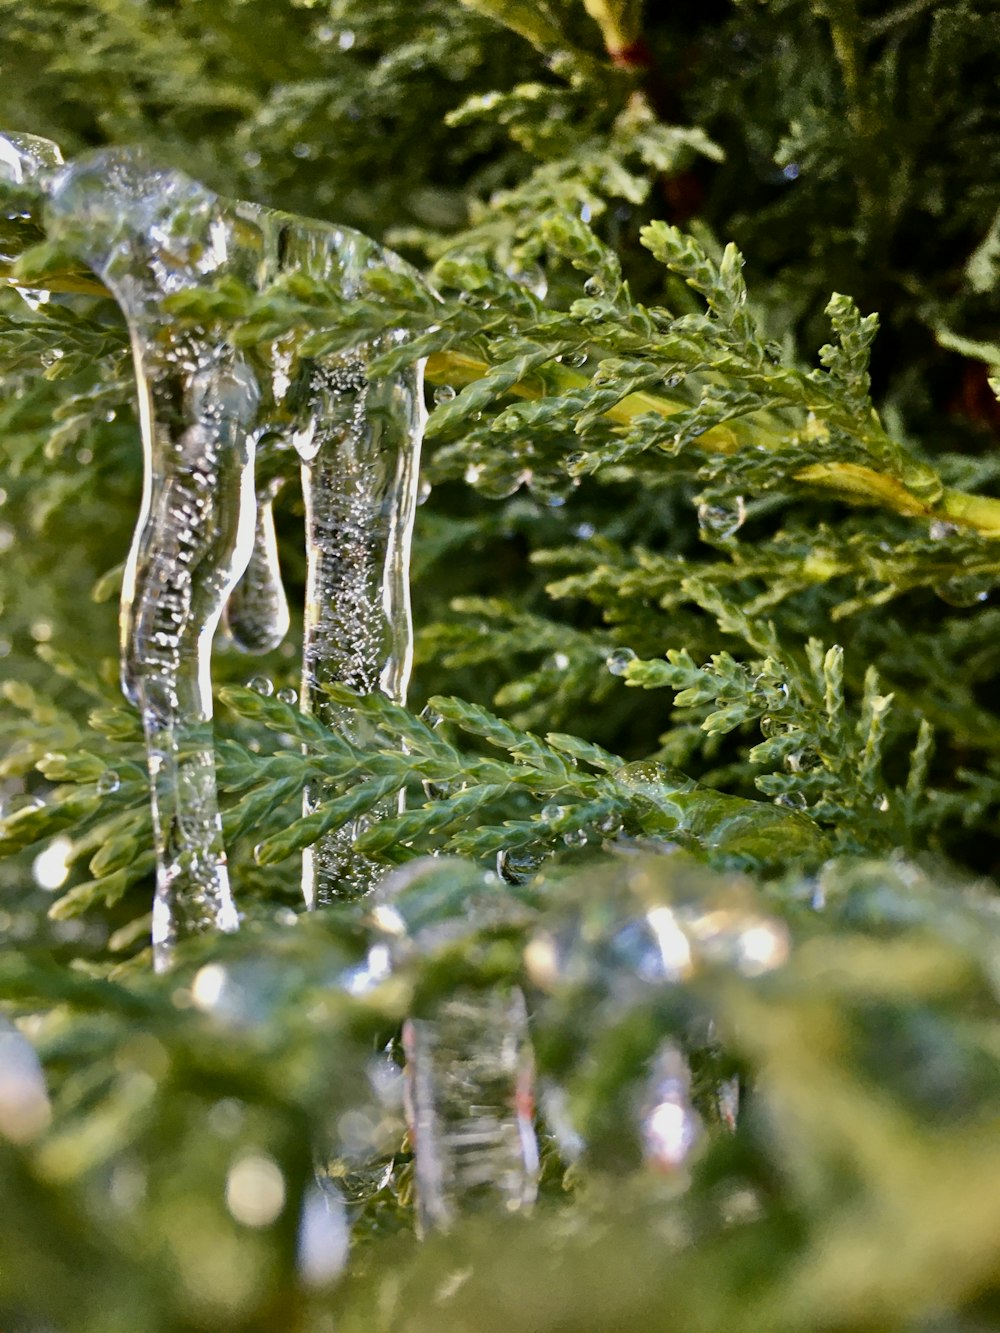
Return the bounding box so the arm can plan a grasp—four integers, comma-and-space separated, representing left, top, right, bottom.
38, 144, 425, 965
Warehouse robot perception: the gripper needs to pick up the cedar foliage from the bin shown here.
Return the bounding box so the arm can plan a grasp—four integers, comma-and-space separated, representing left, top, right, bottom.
2, 1, 1000, 1329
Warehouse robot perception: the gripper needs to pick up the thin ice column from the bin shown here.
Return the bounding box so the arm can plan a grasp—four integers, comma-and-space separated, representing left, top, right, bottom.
44, 152, 259, 968
295, 350, 425, 906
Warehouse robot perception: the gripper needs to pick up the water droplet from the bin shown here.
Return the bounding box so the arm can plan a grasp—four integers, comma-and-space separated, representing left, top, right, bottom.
929, 519, 958, 541
697, 496, 747, 539
567, 351, 588, 369
249, 675, 274, 696
97, 770, 121, 795
872, 792, 890, 812
417, 477, 432, 505
507, 263, 547, 300
563, 828, 588, 848
338, 28, 356, 50
433, 384, 456, 404
551, 652, 570, 670
933, 578, 989, 608
496, 848, 540, 884
277, 687, 298, 706
775, 791, 807, 810
583, 275, 605, 298
606, 647, 637, 677
541, 803, 565, 824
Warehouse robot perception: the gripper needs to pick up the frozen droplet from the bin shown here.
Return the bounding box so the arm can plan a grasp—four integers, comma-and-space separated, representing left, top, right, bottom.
606, 647, 637, 677
96, 770, 121, 795
583, 275, 605, 297
224, 480, 290, 655
433, 384, 456, 404
277, 686, 298, 706
697, 496, 747, 539
249, 675, 274, 697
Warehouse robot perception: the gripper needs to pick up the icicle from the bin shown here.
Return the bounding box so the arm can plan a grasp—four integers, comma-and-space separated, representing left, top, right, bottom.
42, 146, 427, 956
371, 858, 539, 1235
296, 347, 425, 906
223, 476, 290, 654
44, 150, 258, 968
0, 132, 63, 310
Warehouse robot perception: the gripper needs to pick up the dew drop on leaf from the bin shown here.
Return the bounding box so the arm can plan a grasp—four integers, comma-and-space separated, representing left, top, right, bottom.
606, 647, 637, 677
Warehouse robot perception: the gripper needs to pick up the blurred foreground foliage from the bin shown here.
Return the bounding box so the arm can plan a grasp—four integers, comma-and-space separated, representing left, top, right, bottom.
2, 0, 1000, 1328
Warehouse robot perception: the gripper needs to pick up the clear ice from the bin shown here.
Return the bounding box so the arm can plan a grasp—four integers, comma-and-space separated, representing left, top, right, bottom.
0, 132, 64, 310
372, 858, 539, 1235
43, 147, 425, 962
223, 477, 290, 654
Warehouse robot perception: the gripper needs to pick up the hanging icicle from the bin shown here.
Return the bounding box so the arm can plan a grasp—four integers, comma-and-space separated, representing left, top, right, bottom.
38, 145, 426, 960
370, 858, 540, 1235
44, 153, 259, 968
296, 348, 424, 907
